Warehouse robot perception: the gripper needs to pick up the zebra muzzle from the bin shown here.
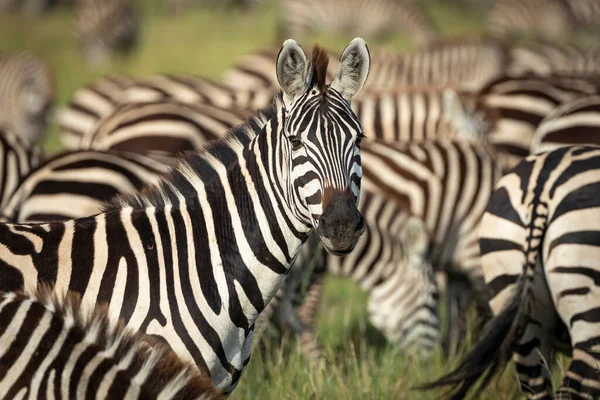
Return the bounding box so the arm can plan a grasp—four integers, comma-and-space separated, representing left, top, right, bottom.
316, 190, 365, 256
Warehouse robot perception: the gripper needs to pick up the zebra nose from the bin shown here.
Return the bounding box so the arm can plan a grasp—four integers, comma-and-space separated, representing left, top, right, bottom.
317, 190, 364, 255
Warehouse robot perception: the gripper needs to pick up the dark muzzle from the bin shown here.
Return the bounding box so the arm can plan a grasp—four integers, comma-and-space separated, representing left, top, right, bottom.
316, 190, 365, 255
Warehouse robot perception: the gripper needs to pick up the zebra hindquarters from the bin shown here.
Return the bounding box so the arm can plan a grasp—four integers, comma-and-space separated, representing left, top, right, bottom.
545, 205, 600, 398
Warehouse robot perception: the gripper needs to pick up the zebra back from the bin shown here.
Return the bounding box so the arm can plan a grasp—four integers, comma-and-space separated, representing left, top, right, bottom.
508, 40, 600, 77
0, 286, 223, 399
120, 74, 274, 112
487, 0, 573, 40
354, 85, 498, 144
531, 94, 600, 154
281, 0, 437, 45
0, 51, 54, 145
78, 99, 251, 163
0, 126, 40, 210
479, 74, 600, 169
58, 75, 136, 150
1, 150, 168, 222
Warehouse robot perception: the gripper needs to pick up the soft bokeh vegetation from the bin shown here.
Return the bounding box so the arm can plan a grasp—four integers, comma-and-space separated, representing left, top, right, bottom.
0, 1, 568, 398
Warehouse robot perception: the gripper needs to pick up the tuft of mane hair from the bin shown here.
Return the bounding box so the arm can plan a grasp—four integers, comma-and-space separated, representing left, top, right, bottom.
102, 97, 279, 212
310, 45, 329, 93
12, 285, 224, 399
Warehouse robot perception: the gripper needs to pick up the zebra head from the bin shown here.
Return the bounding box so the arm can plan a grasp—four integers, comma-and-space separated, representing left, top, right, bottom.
276, 38, 370, 255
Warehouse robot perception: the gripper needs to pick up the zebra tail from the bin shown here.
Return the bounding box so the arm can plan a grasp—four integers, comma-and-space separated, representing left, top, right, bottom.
415, 204, 547, 399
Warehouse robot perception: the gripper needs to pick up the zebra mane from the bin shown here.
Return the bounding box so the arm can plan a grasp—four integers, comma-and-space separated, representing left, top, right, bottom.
309, 45, 329, 93
19, 285, 223, 399
102, 96, 280, 211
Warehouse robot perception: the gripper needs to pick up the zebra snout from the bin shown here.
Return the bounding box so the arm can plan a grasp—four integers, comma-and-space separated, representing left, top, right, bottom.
317, 190, 365, 256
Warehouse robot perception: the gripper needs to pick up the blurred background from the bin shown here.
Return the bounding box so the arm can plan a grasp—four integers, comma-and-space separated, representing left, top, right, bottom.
1, 0, 599, 398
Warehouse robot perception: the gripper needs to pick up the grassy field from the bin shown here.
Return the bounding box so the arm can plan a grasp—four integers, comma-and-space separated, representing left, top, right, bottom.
0, 1, 568, 398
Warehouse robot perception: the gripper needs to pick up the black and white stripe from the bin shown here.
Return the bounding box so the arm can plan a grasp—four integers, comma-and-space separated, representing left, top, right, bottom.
531, 94, 600, 154
57, 75, 135, 150
0, 39, 370, 394
75, 0, 138, 65
0, 287, 223, 399
487, 0, 573, 40
508, 40, 600, 77
280, 0, 437, 45
0, 126, 40, 210
424, 145, 600, 399
1, 150, 168, 222
354, 86, 496, 144
76, 99, 251, 163
478, 74, 600, 170
0, 51, 53, 145
57, 74, 272, 152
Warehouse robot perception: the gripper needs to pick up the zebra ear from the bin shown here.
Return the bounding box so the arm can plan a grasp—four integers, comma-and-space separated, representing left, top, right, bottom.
276, 39, 308, 103
443, 88, 492, 140
331, 37, 371, 101
400, 216, 430, 259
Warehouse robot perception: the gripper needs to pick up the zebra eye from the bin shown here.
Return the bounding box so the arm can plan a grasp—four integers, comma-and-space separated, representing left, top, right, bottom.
288, 135, 303, 151
356, 133, 366, 147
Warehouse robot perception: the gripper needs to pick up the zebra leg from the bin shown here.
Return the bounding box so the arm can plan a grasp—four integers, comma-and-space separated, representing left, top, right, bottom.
296, 275, 325, 362
442, 271, 472, 356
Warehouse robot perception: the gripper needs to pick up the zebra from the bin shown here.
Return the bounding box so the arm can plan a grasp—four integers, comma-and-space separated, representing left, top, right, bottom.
487, 0, 574, 40
353, 86, 497, 144
75, 99, 252, 164
0, 126, 40, 211
280, 0, 437, 45
57, 74, 272, 151
0, 38, 371, 394
75, 0, 139, 66
478, 74, 600, 170
0, 286, 223, 399
222, 39, 508, 93
422, 145, 600, 399
507, 40, 600, 77
57, 75, 135, 150
166, 0, 260, 13
531, 94, 600, 154
1, 150, 169, 222
0, 51, 54, 145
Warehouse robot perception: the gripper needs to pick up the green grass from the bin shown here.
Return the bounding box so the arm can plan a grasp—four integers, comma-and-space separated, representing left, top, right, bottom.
0, 1, 569, 398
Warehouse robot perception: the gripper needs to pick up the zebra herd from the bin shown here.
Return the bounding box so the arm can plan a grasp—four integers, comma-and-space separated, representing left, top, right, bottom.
2, 0, 600, 399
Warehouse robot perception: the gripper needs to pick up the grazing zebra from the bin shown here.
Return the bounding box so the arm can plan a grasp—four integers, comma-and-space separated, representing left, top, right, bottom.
422, 145, 600, 399
0, 126, 40, 210
487, 0, 573, 40
0, 286, 223, 399
280, 0, 437, 45
75, 0, 139, 66
478, 74, 600, 170
531, 94, 600, 154
57, 75, 135, 150
1, 150, 168, 222
0, 38, 370, 394
508, 40, 600, 77
223, 39, 508, 93
0, 51, 54, 145
76, 99, 251, 163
